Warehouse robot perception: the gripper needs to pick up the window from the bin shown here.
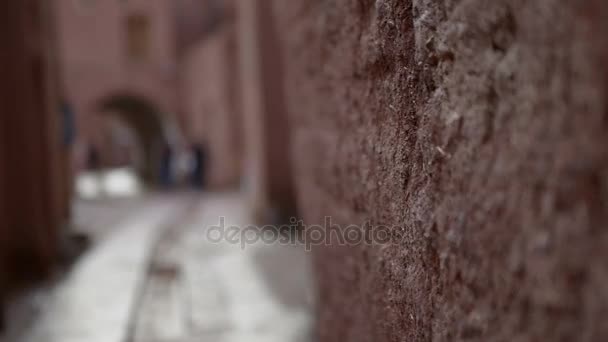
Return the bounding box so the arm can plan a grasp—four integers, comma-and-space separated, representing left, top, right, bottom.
126, 14, 150, 62
74, 0, 96, 11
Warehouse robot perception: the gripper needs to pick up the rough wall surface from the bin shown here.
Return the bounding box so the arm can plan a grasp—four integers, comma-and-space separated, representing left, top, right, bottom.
273, 0, 608, 341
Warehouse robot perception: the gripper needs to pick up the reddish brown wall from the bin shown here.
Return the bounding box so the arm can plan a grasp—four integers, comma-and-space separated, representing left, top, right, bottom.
0, 0, 64, 296
236, 0, 297, 222
273, 0, 608, 341
181, 28, 242, 188
55, 0, 178, 173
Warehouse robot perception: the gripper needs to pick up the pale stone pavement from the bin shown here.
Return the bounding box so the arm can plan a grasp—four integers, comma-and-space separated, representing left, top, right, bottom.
1, 192, 315, 342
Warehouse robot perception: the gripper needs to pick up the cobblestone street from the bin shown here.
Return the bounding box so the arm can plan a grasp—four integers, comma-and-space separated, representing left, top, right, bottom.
1, 193, 314, 342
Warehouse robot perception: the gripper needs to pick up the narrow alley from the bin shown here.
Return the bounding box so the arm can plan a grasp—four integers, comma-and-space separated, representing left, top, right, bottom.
3, 1, 608, 341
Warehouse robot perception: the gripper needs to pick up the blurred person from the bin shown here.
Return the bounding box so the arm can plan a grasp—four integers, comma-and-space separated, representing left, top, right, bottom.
60, 100, 76, 148
86, 144, 105, 197
191, 143, 208, 190
60, 99, 76, 213
86, 145, 101, 173
160, 142, 174, 188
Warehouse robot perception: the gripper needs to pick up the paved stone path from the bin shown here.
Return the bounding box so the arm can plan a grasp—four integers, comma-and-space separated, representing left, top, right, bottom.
1, 192, 315, 342
131, 193, 315, 342
1, 195, 186, 342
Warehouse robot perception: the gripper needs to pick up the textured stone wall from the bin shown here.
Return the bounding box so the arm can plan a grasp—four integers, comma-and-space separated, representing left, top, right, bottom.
273, 0, 608, 341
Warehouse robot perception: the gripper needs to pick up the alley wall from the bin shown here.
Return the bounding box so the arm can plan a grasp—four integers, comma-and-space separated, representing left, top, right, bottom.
272, 0, 608, 341
181, 26, 242, 188
0, 0, 67, 302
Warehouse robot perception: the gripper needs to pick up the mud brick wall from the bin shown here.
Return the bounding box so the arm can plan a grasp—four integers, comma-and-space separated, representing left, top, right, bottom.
273, 0, 608, 341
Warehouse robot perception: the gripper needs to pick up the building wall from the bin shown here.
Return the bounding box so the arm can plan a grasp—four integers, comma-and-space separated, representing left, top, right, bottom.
235, 0, 297, 222
273, 0, 608, 341
181, 25, 241, 188
236, 0, 269, 218
0, 0, 65, 301
57, 0, 244, 187
54, 0, 178, 167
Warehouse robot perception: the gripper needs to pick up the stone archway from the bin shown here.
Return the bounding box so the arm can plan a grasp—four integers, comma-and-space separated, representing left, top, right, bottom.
97, 93, 168, 185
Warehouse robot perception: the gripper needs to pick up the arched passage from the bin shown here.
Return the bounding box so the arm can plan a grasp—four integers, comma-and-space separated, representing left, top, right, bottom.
97, 94, 168, 185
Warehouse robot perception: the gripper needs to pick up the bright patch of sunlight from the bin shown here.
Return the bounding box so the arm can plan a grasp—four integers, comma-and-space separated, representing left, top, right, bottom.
76, 174, 102, 199
77, 168, 142, 199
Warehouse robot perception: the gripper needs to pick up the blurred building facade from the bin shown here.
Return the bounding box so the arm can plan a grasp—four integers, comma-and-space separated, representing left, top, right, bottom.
178, 0, 243, 189
54, 0, 296, 214
235, 0, 297, 222
55, 0, 179, 183
53, 0, 261, 191
0, 0, 70, 314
